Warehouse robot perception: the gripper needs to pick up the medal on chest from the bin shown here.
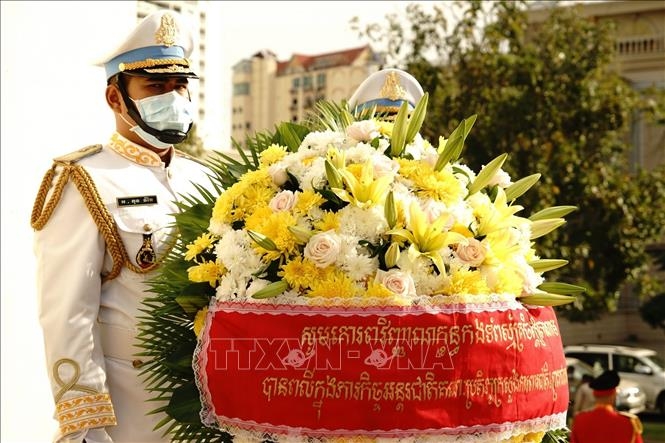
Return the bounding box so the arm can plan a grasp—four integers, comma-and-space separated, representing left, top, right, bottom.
136, 233, 156, 268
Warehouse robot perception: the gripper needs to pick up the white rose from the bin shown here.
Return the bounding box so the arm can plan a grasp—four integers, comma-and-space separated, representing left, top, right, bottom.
375, 269, 417, 297
487, 168, 512, 188
269, 190, 298, 212
346, 120, 379, 142
455, 238, 487, 267
371, 154, 399, 179
268, 163, 288, 186
304, 230, 341, 268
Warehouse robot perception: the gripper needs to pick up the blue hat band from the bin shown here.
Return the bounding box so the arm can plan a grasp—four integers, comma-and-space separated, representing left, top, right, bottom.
105, 45, 186, 79
354, 97, 415, 113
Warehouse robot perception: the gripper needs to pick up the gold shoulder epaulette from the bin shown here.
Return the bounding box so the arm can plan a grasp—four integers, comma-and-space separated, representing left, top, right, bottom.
54, 144, 103, 164
619, 411, 643, 434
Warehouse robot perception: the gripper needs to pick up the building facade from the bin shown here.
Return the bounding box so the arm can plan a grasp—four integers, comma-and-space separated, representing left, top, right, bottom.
528, 0, 665, 173
231, 45, 384, 143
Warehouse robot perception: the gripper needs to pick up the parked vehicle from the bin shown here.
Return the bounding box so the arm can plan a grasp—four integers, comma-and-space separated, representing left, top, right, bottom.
564, 344, 665, 416
566, 357, 646, 416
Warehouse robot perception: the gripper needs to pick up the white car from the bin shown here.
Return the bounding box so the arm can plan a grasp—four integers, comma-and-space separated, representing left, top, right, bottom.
564, 344, 665, 416
566, 357, 646, 415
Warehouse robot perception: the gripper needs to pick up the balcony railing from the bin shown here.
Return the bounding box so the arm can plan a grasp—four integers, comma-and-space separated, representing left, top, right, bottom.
615, 35, 664, 56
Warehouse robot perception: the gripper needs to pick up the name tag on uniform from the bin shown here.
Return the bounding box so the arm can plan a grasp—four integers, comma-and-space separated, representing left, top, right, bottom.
117, 195, 158, 207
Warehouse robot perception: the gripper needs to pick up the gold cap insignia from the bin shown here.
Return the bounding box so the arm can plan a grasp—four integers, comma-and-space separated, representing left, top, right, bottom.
155, 13, 178, 46
380, 71, 407, 101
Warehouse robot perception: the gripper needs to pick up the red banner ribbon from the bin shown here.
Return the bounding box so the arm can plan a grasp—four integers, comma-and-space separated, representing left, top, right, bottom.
195, 301, 568, 439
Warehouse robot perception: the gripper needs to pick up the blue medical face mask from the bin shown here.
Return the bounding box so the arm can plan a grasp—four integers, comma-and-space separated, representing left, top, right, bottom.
132, 90, 194, 133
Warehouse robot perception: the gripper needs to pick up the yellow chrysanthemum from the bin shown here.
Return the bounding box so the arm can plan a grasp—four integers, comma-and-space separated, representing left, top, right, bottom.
210, 169, 275, 225
280, 256, 325, 290
376, 120, 394, 137
294, 189, 325, 215
398, 159, 464, 206
184, 233, 216, 261
443, 269, 490, 295
307, 270, 358, 298
246, 210, 300, 261
313, 211, 341, 232
490, 266, 524, 296
259, 143, 288, 166
193, 307, 208, 338
365, 280, 395, 299
187, 261, 223, 287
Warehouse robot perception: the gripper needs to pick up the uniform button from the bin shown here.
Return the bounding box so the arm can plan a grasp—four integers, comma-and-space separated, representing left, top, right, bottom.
132, 359, 144, 369
167, 170, 172, 179
143, 224, 152, 232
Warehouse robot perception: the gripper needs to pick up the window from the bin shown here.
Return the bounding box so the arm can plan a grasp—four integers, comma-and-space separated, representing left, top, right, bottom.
233, 83, 250, 96
317, 73, 326, 87
292, 77, 300, 89
567, 352, 610, 372
613, 355, 640, 373
303, 76, 312, 90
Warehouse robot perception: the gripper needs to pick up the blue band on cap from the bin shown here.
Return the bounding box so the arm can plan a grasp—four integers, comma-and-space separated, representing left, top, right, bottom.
105, 45, 186, 79
354, 98, 415, 113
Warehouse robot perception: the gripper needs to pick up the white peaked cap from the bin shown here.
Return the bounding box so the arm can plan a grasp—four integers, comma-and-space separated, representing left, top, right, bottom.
348, 68, 424, 114
100, 10, 197, 80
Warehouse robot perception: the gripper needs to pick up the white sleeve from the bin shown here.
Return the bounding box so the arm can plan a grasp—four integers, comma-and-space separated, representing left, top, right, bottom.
34, 168, 117, 440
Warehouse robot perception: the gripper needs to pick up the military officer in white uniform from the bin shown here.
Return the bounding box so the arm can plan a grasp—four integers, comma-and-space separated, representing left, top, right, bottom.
31, 10, 213, 443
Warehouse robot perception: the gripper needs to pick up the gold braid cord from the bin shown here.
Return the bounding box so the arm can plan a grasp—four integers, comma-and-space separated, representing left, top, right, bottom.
31, 162, 160, 282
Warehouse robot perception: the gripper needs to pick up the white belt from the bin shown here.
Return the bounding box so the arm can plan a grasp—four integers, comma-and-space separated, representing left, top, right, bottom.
98, 322, 150, 368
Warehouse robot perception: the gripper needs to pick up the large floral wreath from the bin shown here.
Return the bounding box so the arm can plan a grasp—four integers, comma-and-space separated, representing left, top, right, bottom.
137, 96, 581, 442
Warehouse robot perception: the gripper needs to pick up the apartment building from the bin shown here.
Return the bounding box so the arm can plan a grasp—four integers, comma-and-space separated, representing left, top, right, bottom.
231, 45, 385, 143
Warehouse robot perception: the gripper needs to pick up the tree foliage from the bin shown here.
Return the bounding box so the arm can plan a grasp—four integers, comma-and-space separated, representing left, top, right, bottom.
353, 0, 665, 321
176, 123, 207, 158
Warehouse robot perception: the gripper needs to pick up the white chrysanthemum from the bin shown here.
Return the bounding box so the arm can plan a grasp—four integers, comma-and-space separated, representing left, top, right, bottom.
299, 157, 327, 192
344, 141, 376, 165
488, 167, 513, 188
300, 130, 345, 154
216, 274, 247, 299
337, 238, 378, 281
514, 256, 544, 295
338, 205, 387, 244
208, 219, 232, 237
216, 230, 262, 280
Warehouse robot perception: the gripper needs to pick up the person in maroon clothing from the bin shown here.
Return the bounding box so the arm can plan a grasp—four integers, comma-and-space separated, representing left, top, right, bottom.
570, 369, 644, 443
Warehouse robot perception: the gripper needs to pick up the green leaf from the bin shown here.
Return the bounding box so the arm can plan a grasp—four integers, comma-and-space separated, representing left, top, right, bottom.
468, 153, 508, 195
166, 382, 202, 423
275, 122, 308, 151
530, 205, 578, 221
389, 101, 410, 156
434, 114, 477, 171
174, 295, 209, 315
520, 293, 577, 306
529, 259, 569, 273
504, 173, 541, 201
538, 282, 587, 295
405, 93, 429, 144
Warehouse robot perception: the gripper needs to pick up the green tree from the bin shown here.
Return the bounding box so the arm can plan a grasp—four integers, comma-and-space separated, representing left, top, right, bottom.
353, 0, 665, 321
175, 122, 207, 158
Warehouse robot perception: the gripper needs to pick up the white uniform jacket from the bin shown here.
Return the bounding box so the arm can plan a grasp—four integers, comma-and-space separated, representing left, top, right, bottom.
33, 133, 214, 443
